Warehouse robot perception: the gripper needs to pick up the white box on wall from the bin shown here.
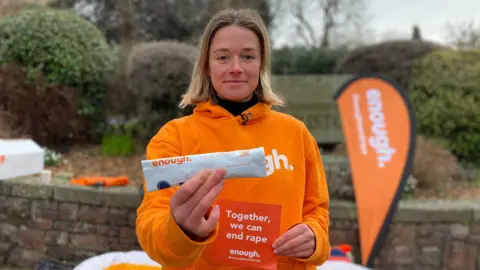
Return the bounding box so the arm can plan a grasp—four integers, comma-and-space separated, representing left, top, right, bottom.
0, 139, 45, 180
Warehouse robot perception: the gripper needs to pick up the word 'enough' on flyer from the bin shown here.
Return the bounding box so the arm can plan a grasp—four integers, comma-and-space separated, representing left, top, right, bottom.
141, 147, 267, 192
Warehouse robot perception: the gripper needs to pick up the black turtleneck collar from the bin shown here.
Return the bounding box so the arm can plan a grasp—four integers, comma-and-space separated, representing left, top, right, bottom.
216, 92, 259, 116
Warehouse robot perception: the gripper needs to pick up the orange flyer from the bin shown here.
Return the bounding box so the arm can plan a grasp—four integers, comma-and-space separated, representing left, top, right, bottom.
202, 199, 282, 269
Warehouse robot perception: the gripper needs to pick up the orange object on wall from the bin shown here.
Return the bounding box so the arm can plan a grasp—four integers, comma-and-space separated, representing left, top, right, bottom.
70, 175, 129, 187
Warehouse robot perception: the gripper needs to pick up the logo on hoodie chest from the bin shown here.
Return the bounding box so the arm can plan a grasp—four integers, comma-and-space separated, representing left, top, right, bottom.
265, 149, 294, 176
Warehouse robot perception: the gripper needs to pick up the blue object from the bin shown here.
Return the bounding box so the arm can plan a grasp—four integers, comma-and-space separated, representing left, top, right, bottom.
157, 180, 171, 190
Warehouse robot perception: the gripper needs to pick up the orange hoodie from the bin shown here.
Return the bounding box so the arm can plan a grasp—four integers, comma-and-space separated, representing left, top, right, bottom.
136, 100, 330, 270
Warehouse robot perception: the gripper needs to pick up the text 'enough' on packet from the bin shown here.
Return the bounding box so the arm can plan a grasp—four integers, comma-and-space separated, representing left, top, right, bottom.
141, 147, 267, 192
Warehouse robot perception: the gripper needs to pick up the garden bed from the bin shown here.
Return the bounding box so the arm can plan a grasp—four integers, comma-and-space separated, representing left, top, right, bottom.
47, 145, 145, 186
45, 144, 480, 200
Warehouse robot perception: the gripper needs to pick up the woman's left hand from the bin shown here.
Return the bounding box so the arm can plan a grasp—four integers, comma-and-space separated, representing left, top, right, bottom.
272, 223, 315, 258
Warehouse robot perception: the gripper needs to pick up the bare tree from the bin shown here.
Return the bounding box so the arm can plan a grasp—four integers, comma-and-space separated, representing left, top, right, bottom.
444, 19, 480, 49
0, 0, 53, 19
411, 24, 422, 41
49, 0, 272, 44
282, 0, 367, 48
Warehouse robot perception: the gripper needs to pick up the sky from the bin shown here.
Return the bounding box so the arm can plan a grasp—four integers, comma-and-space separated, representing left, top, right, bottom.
271, 0, 480, 48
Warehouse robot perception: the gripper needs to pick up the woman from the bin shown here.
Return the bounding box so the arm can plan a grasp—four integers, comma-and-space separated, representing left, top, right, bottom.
136, 8, 330, 270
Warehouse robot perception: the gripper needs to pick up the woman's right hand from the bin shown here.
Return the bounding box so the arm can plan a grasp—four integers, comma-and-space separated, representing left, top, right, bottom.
170, 168, 226, 240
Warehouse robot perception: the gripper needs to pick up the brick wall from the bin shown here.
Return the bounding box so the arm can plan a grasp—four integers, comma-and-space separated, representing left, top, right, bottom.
1, 177, 480, 269
329, 200, 480, 270
0, 177, 141, 268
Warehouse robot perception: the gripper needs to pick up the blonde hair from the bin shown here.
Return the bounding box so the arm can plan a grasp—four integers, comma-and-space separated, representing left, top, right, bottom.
179, 8, 284, 109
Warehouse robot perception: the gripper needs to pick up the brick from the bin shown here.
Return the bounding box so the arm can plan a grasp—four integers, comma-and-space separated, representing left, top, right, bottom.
108, 208, 128, 226
391, 224, 416, 246
53, 221, 95, 234
393, 246, 414, 265
31, 200, 58, 220
0, 183, 11, 195
58, 203, 79, 221
119, 227, 136, 240
53, 185, 103, 205
46, 246, 76, 261
0, 223, 18, 243
44, 231, 69, 247
450, 223, 470, 240
329, 201, 357, 220
128, 212, 136, 227
0, 241, 11, 254
120, 238, 140, 249
102, 188, 142, 208
108, 237, 121, 251
417, 224, 449, 237
52, 185, 141, 207
18, 225, 45, 251
70, 234, 109, 252
419, 246, 441, 267
329, 230, 348, 245
394, 200, 475, 223
5, 198, 29, 220
324, 159, 353, 200
417, 224, 449, 246
471, 224, 480, 234
78, 205, 107, 224
468, 224, 480, 245
332, 220, 357, 230
109, 237, 139, 251
6, 247, 45, 268
443, 241, 477, 270
28, 217, 53, 230
11, 183, 53, 199
474, 207, 480, 222
73, 250, 97, 262
96, 225, 119, 237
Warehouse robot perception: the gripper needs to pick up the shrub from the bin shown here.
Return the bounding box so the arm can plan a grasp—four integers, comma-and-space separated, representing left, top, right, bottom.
408, 49, 480, 165
100, 116, 137, 157
126, 40, 198, 142
272, 46, 349, 75
0, 7, 117, 127
334, 39, 446, 90
331, 134, 468, 195
0, 110, 27, 139
103, 44, 136, 117
0, 63, 93, 145
412, 135, 465, 190
44, 147, 62, 167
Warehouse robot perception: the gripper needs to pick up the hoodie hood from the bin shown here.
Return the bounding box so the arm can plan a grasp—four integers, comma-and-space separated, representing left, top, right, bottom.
193, 99, 272, 125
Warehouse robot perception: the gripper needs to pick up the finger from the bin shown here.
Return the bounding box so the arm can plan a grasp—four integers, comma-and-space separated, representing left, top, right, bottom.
280, 241, 314, 257
197, 204, 220, 239
183, 168, 225, 211
283, 247, 314, 259
274, 232, 309, 255
171, 169, 212, 207
194, 168, 226, 200
272, 224, 304, 249
204, 205, 214, 218
189, 177, 224, 222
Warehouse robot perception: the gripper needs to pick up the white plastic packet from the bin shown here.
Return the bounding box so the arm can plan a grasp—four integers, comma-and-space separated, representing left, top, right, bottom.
0, 139, 45, 180
142, 147, 267, 192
